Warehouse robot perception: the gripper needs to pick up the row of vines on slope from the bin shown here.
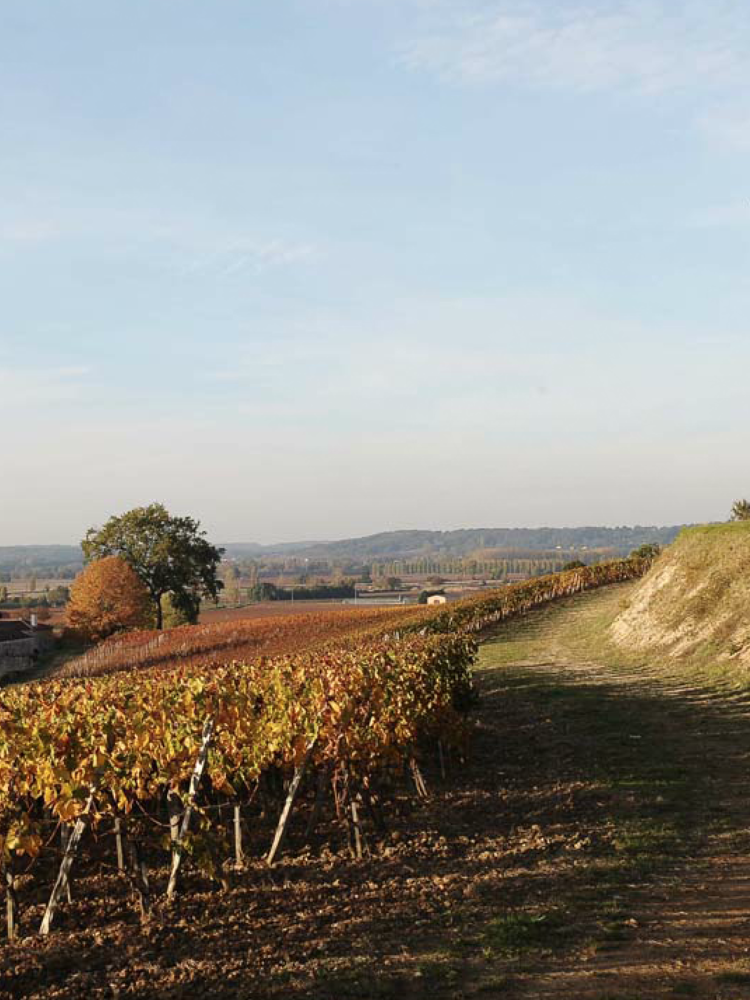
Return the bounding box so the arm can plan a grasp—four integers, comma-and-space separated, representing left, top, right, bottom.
58, 556, 651, 681
58, 605, 427, 679
409, 556, 651, 636
0, 629, 477, 934
0, 556, 651, 937
1, 632, 475, 839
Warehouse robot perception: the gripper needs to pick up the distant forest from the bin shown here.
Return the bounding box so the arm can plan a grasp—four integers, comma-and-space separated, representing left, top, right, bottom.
0, 526, 687, 581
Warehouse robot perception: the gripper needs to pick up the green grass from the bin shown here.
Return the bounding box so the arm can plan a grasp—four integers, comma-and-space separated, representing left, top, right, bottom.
483, 908, 567, 956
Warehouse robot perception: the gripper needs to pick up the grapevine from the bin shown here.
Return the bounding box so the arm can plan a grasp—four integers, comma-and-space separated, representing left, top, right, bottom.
0, 556, 649, 935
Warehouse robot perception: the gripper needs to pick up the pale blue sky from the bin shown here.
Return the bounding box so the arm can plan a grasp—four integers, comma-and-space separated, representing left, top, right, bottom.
2, 0, 749, 544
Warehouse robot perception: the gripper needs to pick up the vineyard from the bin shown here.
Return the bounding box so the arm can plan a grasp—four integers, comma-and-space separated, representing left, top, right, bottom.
57, 605, 428, 679
0, 557, 649, 943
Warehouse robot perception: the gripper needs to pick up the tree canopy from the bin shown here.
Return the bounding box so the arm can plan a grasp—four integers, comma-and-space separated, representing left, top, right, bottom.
730, 499, 750, 522
629, 543, 661, 560
66, 556, 153, 642
81, 504, 224, 629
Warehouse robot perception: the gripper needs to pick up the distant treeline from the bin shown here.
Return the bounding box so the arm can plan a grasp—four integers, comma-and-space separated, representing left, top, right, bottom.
228, 552, 650, 587
0, 525, 685, 581
0, 584, 70, 608
366, 555, 605, 579
226, 582, 356, 603
0, 545, 82, 580
224, 524, 685, 563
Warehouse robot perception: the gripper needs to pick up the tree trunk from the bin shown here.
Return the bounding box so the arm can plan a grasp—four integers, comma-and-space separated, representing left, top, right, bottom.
154, 593, 163, 630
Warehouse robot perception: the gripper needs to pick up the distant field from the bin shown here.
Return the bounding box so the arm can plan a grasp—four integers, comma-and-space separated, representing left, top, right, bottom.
199, 600, 366, 623
4, 577, 71, 594
0, 606, 66, 626
2, 600, 399, 632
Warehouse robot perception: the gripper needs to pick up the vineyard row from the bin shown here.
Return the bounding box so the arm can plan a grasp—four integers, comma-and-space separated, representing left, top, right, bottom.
0, 556, 650, 937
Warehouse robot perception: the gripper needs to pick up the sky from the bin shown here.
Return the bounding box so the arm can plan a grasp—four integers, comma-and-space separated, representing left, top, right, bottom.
2, 0, 750, 545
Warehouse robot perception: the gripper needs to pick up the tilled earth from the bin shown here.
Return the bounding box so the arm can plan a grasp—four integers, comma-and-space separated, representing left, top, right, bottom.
5, 585, 750, 999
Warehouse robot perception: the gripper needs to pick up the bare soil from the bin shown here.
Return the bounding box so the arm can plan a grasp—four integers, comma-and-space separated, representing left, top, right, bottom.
5, 584, 750, 998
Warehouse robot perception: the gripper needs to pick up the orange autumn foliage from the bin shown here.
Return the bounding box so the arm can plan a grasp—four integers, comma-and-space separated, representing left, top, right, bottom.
66, 556, 153, 643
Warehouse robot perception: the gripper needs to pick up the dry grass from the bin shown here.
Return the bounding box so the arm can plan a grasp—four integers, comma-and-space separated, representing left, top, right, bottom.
610, 523, 750, 669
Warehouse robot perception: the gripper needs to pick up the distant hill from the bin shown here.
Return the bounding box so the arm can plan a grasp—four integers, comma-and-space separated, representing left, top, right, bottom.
0, 525, 687, 578
225, 525, 686, 562
611, 523, 750, 664
0, 545, 83, 578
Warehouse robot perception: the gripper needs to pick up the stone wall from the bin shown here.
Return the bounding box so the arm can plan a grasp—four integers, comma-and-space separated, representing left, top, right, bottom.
0, 637, 37, 678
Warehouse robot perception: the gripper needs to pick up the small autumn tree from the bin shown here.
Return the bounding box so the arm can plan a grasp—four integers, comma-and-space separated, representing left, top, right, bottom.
66, 556, 153, 642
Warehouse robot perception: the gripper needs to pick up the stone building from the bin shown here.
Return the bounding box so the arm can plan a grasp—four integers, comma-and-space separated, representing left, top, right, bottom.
0, 617, 55, 680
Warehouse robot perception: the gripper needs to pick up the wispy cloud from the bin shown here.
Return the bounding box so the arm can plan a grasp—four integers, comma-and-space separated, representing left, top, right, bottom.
0, 200, 317, 277
178, 238, 316, 279
401, 1, 750, 96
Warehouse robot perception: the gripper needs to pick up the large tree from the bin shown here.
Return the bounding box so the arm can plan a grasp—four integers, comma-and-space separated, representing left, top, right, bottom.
82, 503, 224, 629
66, 556, 153, 642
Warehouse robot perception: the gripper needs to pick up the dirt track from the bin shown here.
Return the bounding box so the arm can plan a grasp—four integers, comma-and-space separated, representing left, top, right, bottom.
5, 584, 750, 998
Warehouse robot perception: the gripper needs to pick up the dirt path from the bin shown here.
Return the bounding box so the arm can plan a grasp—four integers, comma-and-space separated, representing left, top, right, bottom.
5, 583, 750, 999
465, 584, 750, 998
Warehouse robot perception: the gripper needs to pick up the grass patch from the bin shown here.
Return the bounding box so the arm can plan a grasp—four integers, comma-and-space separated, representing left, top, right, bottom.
612, 819, 681, 856
483, 907, 567, 956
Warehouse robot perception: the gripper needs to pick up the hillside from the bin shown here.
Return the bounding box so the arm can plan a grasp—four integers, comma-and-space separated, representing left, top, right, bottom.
611, 522, 750, 664
224, 524, 684, 561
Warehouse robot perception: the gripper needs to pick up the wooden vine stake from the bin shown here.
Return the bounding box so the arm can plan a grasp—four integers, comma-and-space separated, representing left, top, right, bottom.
350, 797, 363, 860
60, 825, 73, 902
114, 817, 125, 872
168, 792, 181, 855
410, 758, 429, 799
4, 863, 18, 941
40, 790, 95, 936
233, 805, 243, 867
166, 717, 215, 901
267, 741, 316, 866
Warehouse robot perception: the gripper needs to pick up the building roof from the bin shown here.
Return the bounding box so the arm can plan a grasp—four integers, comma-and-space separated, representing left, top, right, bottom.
0, 620, 31, 643
0, 619, 54, 643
